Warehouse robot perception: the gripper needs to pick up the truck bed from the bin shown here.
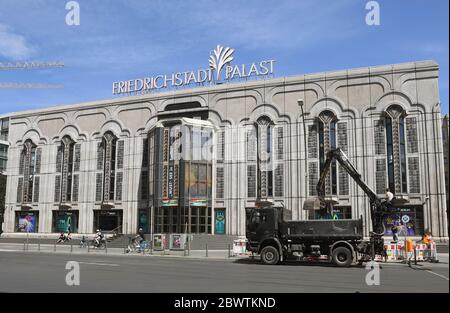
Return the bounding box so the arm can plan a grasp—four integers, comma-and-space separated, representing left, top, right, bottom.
285, 219, 363, 239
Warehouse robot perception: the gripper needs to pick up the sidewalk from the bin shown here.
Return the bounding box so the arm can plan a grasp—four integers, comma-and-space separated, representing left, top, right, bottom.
1, 242, 447, 264
0, 242, 235, 260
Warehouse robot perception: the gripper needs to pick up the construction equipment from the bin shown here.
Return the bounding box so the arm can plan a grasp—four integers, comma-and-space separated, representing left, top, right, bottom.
0, 61, 64, 89
246, 148, 388, 266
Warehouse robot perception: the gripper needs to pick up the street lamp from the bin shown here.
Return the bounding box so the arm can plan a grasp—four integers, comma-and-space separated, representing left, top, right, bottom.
298, 99, 308, 217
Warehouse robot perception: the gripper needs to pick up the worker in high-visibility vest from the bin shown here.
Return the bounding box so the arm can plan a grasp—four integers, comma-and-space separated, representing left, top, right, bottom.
405, 238, 414, 262
422, 231, 434, 261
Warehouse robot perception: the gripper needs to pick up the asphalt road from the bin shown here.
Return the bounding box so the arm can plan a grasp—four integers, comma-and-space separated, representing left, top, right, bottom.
0, 251, 448, 293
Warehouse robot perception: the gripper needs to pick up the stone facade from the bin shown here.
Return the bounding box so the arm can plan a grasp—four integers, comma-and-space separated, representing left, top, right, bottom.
2, 60, 448, 239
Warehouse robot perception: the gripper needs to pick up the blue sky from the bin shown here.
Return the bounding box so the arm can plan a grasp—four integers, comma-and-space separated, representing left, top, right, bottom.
0, 0, 448, 115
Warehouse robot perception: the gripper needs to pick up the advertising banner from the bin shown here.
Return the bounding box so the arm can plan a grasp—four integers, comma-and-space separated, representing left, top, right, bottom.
215, 209, 226, 235
153, 234, 165, 251
17, 212, 38, 233
383, 210, 417, 236
161, 199, 178, 206
169, 234, 186, 250
138, 210, 149, 233
190, 199, 208, 207
54, 211, 78, 233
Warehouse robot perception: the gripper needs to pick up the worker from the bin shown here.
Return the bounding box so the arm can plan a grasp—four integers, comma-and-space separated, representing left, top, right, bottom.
391, 219, 400, 242
405, 238, 414, 264
422, 231, 435, 261
385, 189, 394, 205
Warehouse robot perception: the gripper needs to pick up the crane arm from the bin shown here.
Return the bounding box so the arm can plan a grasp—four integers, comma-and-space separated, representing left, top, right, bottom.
316, 148, 386, 234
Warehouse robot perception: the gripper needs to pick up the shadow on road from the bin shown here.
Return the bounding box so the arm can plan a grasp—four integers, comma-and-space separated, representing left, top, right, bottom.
232, 257, 367, 268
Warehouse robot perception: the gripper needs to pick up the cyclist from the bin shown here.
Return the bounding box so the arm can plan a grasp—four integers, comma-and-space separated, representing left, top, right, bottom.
94, 229, 104, 248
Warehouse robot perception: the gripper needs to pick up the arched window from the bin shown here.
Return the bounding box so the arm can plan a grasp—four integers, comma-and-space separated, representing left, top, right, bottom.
246, 116, 284, 199
308, 110, 349, 197
54, 136, 81, 204
385, 105, 408, 194
95, 132, 124, 203
373, 105, 420, 195
17, 139, 41, 204
318, 111, 338, 195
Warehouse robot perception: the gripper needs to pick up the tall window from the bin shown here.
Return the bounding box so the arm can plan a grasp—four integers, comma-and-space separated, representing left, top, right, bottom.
318, 111, 338, 195
308, 111, 349, 196
385, 105, 408, 194
54, 136, 80, 203
374, 105, 419, 195
18, 139, 41, 204
215, 128, 225, 199
246, 116, 284, 199
95, 132, 123, 203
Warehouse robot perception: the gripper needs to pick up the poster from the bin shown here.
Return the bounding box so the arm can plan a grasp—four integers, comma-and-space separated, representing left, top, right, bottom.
170, 234, 185, 250
17, 212, 37, 233
215, 209, 225, 234
54, 211, 77, 233
382, 211, 417, 236
153, 234, 165, 250
138, 210, 149, 233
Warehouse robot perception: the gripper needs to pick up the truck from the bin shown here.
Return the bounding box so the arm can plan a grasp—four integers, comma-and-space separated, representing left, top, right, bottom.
246, 148, 388, 267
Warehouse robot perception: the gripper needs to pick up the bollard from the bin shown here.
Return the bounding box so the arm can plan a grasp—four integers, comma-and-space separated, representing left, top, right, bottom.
70, 242, 73, 253
188, 236, 191, 256
38, 238, 40, 252
206, 243, 208, 257
88, 240, 90, 253
123, 236, 127, 254
414, 245, 417, 265
23, 240, 26, 251
54, 242, 56, 252
105, 238, 108, 254
228, 244, 231, 258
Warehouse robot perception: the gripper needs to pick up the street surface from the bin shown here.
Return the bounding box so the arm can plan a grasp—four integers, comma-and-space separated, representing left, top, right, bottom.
0, 250, 448, 293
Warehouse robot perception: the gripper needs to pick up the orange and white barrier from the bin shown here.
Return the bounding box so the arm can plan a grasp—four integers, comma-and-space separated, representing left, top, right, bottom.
384, 243, 401, 261
381, 240, 437, 262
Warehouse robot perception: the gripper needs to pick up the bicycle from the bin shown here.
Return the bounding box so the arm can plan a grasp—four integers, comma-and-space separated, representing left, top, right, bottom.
126, 239, 151, 254
91, 238, 106, 250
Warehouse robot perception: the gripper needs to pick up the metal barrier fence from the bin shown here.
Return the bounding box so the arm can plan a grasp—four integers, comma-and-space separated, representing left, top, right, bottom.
17, 234, 237, 259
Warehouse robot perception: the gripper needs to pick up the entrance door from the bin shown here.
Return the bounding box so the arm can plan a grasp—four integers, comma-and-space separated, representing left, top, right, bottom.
215, 208, 226, 234
94, 210, 123, 232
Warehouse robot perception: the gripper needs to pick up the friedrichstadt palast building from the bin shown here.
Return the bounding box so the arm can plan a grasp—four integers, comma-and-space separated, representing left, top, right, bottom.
1, 46, 448, 240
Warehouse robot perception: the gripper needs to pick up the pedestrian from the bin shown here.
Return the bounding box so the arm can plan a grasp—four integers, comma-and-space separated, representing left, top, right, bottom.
391, 219, 400, 242
57, 232, 66, 243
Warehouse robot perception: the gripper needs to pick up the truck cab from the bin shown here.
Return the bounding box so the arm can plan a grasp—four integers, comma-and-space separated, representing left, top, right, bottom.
246, 206, 292, 264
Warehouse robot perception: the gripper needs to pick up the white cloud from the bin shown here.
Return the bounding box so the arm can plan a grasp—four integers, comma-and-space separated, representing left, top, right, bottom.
0, 23, 34, 60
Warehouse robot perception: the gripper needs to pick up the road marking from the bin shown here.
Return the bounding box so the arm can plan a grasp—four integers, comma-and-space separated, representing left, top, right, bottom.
425, 270, 449, 281
78, 262, 120, 267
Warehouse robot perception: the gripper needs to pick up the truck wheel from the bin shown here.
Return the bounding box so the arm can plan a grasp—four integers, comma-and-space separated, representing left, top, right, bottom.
260, 246, 280, 265
332, 247, 353, 267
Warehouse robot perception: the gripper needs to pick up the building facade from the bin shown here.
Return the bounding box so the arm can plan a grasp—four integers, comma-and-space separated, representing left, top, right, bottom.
1, 60, 448, 239
0, 116, 10, 233
443, 114, 449, 233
